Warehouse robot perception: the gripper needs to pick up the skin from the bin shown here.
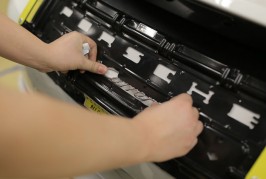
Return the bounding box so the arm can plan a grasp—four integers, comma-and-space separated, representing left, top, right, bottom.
0, 14, 107, 74
0, 13, 203, 178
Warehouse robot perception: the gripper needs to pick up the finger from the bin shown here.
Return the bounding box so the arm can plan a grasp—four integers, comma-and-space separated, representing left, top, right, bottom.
195, 121, 204, 136
174, 93, 193, 105
61, 71, 68, 74
81, 58, 107, 74
191, 138, 198, 149
192, 107, 199, 119
150, 102, 160, 107
88, 44, 97, 62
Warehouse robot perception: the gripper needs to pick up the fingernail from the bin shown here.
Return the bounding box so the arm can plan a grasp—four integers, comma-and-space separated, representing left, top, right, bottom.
97, 64, 108, 74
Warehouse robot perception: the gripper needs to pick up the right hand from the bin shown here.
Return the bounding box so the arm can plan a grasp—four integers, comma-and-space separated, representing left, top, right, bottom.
133, 93, 203, 162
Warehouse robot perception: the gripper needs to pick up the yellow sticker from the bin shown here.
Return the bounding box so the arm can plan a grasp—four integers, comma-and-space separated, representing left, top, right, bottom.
84, 96, 109, 114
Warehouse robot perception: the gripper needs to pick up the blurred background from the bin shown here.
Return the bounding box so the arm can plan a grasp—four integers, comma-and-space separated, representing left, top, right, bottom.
0, 0, 76, 103
0, 0, 32, 92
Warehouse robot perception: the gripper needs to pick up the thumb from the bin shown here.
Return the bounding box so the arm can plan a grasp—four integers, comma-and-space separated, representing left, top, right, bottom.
81, 58, 107, 74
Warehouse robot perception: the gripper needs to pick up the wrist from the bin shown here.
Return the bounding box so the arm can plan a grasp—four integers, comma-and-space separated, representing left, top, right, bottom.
130, 119, 152, 163
22, 41, 53, 72
35, 43, 54, 72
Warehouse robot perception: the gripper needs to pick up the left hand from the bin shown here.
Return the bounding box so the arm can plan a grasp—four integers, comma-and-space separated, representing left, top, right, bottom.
42, 31, 107, 74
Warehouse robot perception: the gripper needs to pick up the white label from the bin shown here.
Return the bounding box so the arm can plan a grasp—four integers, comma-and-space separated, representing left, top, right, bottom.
123, 47, 144, 64
97, 31, 115, 47
227, 103, 260, 129
60, 7, 73, 17
153, 64, 176, 84
78, 19, 92, 32
187, 82, 214, 104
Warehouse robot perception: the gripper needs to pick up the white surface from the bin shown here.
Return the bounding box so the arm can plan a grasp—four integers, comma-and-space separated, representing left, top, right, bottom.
227, 103, 260, 129
104, 68, 119, 79
187, 82, 214, 105
98, 31, 115, 47
200, 0, 266, 26
74, 163, 175, 179
60, 6, 73, 17
153, 64, 176, 84
78, 19, 93, 32
123, 47, 144, 64
7, 0, 29, 22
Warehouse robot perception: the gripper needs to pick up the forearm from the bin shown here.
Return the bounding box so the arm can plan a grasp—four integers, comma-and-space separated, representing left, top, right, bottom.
0, 86, 146, 178
0, 13, 49, 71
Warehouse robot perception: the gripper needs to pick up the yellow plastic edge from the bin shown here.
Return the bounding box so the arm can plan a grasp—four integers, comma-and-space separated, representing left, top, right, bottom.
26, 0, 44, 23
245, 147, 266, 179
84, 95, 109, 114
18, 0, 37, 25
19, 0, 44, 25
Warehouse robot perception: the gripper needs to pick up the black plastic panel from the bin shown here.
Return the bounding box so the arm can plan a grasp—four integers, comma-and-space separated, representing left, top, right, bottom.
23, 0, 266, 178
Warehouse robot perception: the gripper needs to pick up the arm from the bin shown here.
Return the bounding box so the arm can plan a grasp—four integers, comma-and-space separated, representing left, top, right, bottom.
0, 13, 107, 74
0, 87, 202, 178
0, 12, 203, 178
0, 86, 145, 178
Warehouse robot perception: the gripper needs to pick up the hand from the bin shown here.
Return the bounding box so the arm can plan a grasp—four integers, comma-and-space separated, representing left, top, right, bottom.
43, 31, 107, 74
133, 93, 203, 162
